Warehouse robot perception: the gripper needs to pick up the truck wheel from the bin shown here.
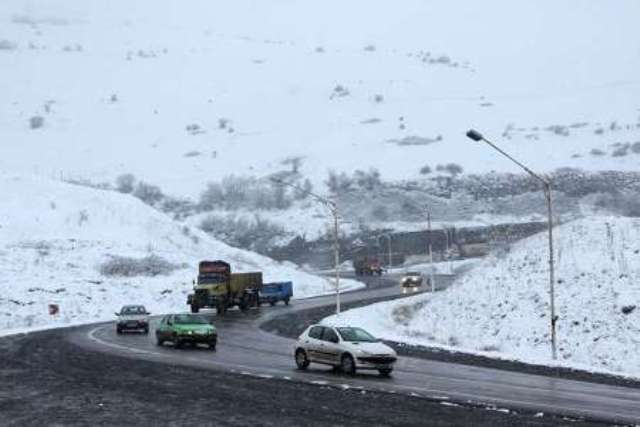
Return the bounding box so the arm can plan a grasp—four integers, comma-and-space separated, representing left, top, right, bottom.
295, 349, 309, 370
216, 301, 226, 316
284, 298, 290, 306
269, 301, 276, 307
341, 354, 356, 375
190, 304, 199, 313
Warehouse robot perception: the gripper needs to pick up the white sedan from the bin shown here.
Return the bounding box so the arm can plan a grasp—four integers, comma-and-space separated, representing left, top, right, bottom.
294, 325, 397, 376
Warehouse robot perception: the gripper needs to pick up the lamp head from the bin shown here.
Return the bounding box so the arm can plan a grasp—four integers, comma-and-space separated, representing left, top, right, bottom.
466, 129, 484, 142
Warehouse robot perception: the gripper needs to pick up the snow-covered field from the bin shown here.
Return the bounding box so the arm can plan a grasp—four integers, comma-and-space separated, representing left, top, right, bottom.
0, 173, 362, 334
324, 216, 640, 377
1, 0, 639, 199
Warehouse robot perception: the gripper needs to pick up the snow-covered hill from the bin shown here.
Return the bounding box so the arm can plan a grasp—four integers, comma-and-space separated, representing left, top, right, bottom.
324, 216, 640, 377
1, 0, 639, 198
0, 173, 362, 333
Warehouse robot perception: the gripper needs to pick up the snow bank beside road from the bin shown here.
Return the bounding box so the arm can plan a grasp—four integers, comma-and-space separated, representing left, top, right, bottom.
0, 174, 362, 333
324, 216, 640, 377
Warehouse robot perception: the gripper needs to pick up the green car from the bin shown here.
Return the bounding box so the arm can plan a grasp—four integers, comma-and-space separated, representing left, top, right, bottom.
155, 314, 217, 350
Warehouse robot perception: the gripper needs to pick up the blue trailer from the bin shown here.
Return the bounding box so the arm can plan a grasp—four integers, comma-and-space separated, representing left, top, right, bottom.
260, 281, 293, 306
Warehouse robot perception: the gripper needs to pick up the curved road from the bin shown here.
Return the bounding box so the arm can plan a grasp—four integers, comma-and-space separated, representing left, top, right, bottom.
67, 275, 640, 425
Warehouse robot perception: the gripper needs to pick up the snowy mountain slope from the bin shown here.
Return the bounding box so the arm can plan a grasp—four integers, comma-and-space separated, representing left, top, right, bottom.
324, 216, 640, 376
0, 173, 362, 332
1, 0, 639, 198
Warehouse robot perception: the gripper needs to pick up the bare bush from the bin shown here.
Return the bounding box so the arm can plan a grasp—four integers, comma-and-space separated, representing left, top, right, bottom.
354, 168, 381, 190
199, 214, 286, 253
326, 170, 354, 193
199, 182, 224, 210
590, 148, 606, 156
133, 182, 164, 205
29, 116, 44, 129
594, 191, 640, 217
99, 254, 181, 277
295, 179, 313, 200
0, 40, 17, 50
185, 124, 205, 135
281, 156, 303, 174
330, 84, 350, 99
388, 135, 442, 146
631, 142, 640, 154
444, 163, 463, 177
115, 173, 136, 193
611, 143, 630, 157
220, 175, 250, 209
546, 125, 569, 136
199, 175, 293, 211
419, 165, 432, 175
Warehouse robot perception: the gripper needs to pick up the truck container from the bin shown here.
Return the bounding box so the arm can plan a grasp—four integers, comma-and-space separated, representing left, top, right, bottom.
353, 256, 384, 276
259, 281, 293, 306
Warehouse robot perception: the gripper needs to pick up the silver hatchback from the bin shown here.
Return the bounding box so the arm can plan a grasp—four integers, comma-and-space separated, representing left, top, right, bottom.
294, 324, 397, 376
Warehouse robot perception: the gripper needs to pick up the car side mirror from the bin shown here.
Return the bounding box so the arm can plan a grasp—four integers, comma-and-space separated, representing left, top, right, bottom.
115, 312, 120, 316
145, 312, 151, 315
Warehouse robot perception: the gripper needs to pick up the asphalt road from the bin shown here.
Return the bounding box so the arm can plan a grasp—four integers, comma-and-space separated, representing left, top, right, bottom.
65, 274, 640, 425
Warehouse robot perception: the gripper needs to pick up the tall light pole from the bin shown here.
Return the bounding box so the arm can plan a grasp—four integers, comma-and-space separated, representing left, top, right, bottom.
466, 129, 557, 360
427, 210, 435, 293
271, 177, 342, 314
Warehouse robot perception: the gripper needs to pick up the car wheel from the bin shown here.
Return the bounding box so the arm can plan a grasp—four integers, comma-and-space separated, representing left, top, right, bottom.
143, 326, 149, 334
156, 336, 164, 346
378, 368, 393, 377
295, 349, 309, 370
341, 354, 356, 375
174, 338, 183, 349
210, 339, 217, 351
116, 327, 122, 335
269, 301, 276, 306
284, 298, 290, 306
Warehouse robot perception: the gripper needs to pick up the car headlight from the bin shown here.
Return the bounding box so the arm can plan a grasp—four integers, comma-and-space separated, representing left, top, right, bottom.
188, 330, 193, 335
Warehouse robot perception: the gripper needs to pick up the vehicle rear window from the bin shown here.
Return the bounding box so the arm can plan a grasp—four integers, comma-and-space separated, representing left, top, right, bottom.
121, 306, 146, 315
309, 326, 323, 339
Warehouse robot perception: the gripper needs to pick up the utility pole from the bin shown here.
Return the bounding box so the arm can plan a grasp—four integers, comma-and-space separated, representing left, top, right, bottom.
387, 234, 392, 271
377, 233, 392, 271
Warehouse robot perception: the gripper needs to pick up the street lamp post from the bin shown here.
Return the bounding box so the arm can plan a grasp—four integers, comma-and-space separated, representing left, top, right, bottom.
271, 178, 342, 315
427, 210, 435, 293
466, 129, 557, 360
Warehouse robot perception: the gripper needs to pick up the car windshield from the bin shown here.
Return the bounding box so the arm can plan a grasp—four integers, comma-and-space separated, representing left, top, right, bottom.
121, 306, 146, 315
336, 327, 378, 342
405, 272, 420, 276
174, 314, 209, 325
